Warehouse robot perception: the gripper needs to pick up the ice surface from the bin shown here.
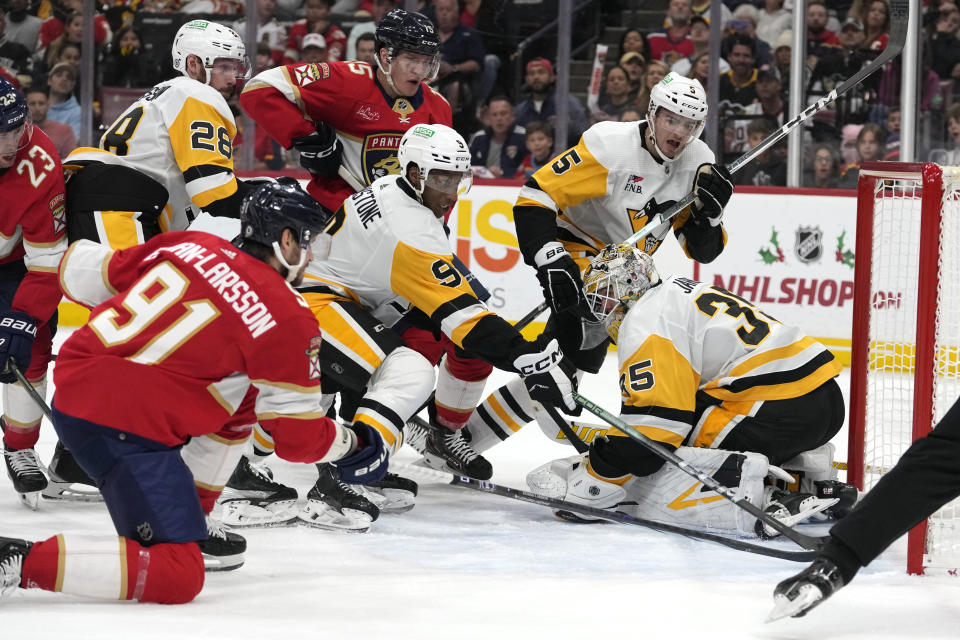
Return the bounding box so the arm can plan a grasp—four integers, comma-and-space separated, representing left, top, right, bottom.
2, 332, 959, 639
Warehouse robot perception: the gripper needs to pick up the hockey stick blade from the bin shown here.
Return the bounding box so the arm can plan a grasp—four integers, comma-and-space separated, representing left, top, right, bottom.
624, 0, 909, 247
573, 392, 827, 551
397, 462, 818, 562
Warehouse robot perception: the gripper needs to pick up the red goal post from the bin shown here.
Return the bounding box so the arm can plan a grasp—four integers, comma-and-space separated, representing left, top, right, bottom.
849, 161, 960, 575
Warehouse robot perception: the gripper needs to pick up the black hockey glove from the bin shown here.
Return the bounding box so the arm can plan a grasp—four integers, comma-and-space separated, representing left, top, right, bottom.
292, 122, 343, 179
533, 242, 596, 320
690, 163, 733, 226
514, 338, 578, 414
0, 311, 37, 384
334, 421, 388, 485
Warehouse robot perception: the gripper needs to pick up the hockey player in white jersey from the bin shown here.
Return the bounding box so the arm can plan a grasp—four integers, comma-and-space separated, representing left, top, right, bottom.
230, 124, 578, 532
63, 19, 253, 247
411, 72, 735, 471
526, 244, 857, 536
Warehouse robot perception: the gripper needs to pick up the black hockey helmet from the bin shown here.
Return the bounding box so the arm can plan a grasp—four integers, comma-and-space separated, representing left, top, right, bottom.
239, 181, 335, 266
375, 9, 440, 58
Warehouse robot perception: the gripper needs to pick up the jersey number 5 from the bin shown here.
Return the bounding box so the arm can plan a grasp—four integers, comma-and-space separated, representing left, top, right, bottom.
620, 359, 655, 396
550, 149, 582, 175
89, 262, 220, 365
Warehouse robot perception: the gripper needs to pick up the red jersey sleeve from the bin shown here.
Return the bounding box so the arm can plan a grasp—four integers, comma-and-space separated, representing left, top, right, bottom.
7, 129, 67, 324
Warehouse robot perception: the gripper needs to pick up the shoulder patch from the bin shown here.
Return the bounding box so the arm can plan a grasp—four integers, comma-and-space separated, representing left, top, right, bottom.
49, 192, 66, 234
292, 63, 329, 87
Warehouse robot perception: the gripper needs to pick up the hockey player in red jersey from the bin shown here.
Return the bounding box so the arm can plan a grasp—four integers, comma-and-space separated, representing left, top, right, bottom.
0, 78, 68, 510
237, 9, 496, 505
0, 183, 389, 604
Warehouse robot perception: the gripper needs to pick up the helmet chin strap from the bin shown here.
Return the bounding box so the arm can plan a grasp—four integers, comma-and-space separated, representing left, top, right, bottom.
647, 122, 680, 164
375, 51, 403, 97
272, 242, 306, 283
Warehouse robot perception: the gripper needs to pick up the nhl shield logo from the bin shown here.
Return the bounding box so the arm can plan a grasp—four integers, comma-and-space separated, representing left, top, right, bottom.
794, 226, 823, 263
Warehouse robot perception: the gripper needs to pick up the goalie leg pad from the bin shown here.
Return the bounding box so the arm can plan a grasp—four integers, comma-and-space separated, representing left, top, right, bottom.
621, 447, 770, 536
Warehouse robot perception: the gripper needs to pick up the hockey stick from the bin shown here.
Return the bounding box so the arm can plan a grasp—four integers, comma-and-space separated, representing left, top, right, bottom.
573, 392, 827, 551
626, 0, 908, 246
397, 462, 818, 562
7, 360, 52, 421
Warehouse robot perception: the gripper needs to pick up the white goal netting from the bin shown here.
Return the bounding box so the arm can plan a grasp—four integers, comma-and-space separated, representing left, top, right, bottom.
860, 164, 960, 571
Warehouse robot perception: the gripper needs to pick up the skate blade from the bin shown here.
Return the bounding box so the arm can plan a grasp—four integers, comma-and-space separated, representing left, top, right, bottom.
376, 490, 416, 514
554, 510, 606, 524
767, 585, 823, 622
41, 481, 103, 503
296, 503, 373, 532
220, 499, 299, 528
18, 490, 40, 510
761, 498, 839, 537
202, 553, 245, 572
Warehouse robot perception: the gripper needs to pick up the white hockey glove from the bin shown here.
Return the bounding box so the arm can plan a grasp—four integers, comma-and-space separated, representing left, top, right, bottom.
513, 338, 578, 413
533, 242, 596, 320
691, 163, 733, 226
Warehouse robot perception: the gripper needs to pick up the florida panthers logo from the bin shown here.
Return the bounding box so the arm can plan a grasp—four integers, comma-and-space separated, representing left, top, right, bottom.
361, 133, 403, 183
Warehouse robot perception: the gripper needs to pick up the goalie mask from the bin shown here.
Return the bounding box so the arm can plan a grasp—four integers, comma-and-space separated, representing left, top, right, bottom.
583, 244, 660, 341
646, 72, 707, 163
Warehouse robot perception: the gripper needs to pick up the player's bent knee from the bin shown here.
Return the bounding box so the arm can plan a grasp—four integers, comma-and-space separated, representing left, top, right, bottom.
138, 542, 205, 604
376, 346, 436, 400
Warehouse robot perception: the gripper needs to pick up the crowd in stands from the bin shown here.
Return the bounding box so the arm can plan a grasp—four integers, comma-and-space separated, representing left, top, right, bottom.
1, 0, 958, 185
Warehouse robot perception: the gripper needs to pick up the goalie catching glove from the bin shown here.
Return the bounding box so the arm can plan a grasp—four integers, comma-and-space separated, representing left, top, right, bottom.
292, 122, 343, 178
533, 242, 596, 320
333, 421, 388, 485
513, 337, 578, 413
690, 163, 733, 226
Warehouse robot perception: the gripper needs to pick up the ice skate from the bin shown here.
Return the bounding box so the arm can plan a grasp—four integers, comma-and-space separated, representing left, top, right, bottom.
41, 441, 101, 503
360, 472, 418, 513
198, 515, 246, 572
297, 463, 379, 532
0, 535, 31, 597
756, 487, 838, 538
407, 418, 492, 480
219, 456, 298, 528
768, 557, 845, 621
4, 444, 47, 510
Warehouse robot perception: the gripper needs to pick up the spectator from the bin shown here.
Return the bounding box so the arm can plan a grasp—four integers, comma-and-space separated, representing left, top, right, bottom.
929, 2, 960, 91
690, 0, 731, 26
592, 65, 634, 123
727, 65, 784, 156
618, 28, 648, 62
463, 0, 515, 102
619, 51, 646, 95
883, 104, 900, 160
726, 4, 771, 67
434, 0, 485, 128
687, 50, 711, 88
928, 103, 960, 164
101, 26, 159, 88
772, 29, 793, 89
734, 117, 786, 186
859, 0, 890, 52
809, 17, 874, 127
806, 1, 842, 67
354, 32, 377, 64
4, 0, 42, 53
26, 84, 76, 158
235, 0, 288, 66
299, 32, 327, 63
346, 0, 395, 62
671, 16, 730, 77
756, 0, 791, 49
519, 120, 553, 180
469, 95, 526, 178
838, 122, 884, 188
718, 33, 758, 118
803, 142, 843, 188
0, 13, 31, 82
46, 61, 81, 138
635, 58, 670, 111
619, 105, 644, 122
513, 57, 589, 146
38, 1, 110, 51
839, 122, 863, 165
283, 0, 346, 64
648, 0, 694, 66
36, 11, 83, 75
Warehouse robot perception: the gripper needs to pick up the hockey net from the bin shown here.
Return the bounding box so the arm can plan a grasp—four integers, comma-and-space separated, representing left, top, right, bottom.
850, 161, 960, 574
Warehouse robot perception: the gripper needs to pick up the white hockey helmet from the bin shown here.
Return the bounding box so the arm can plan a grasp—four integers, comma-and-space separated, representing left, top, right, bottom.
582, 243, 660, 341
172, 20, 250, 85
397, 123, 473, 196
646, 71, 707, 162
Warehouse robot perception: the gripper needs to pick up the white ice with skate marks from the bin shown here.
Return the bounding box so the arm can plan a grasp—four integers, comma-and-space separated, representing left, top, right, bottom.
1, 329, 959, 639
